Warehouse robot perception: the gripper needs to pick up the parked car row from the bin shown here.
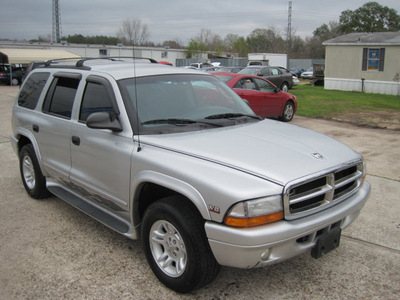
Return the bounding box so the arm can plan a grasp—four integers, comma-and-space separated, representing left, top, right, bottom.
238, 66, 295, 92
0, 64, 25, 85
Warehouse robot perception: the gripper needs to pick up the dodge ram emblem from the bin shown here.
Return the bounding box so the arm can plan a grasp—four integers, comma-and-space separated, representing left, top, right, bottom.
312, 153, 323, 159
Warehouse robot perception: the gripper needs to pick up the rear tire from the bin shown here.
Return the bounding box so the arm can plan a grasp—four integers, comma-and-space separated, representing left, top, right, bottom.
281, 82, 289, 92
142, 196, 220, 293
19, 144, 50, 199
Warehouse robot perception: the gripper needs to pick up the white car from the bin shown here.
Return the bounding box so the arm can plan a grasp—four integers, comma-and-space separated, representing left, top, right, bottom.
301, 67, 314, 79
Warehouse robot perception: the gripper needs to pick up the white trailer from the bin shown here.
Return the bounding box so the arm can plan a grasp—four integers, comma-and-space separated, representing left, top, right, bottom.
248, 53, 288, 68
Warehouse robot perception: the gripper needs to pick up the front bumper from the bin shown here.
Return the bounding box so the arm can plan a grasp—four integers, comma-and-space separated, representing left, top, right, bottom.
205, 181, 370, 268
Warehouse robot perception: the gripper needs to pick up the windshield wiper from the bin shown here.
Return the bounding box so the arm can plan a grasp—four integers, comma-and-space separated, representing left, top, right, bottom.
205, 113, 262, 120
141, 118, 223, 127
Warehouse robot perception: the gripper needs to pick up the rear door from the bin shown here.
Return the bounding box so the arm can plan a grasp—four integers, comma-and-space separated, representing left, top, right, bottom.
266, 67, 283, 88
37, 72, 81, 181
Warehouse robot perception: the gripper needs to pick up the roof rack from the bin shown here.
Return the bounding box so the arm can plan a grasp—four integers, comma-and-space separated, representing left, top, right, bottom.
75, 57, 158, 67
41, 57, 158, 71
44, 57, 82, 66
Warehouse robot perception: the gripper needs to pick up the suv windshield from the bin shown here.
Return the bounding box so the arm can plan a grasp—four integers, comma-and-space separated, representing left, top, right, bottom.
119, 74, 257, 133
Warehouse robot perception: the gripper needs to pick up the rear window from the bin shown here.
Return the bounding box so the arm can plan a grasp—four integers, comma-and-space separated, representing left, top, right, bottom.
42, 76, 80, 119
18, 72, 50, 109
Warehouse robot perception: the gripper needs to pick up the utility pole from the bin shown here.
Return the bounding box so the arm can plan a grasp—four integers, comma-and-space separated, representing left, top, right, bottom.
287, 1, 292, 51
52, 0, 61, 43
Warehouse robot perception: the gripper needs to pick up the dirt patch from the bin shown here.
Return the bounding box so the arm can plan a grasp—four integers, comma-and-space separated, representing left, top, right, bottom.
331, 110, 400, 131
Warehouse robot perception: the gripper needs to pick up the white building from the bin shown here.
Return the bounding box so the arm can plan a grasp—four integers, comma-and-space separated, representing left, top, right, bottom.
323, 32, 400, 95
0, 41, 187, 66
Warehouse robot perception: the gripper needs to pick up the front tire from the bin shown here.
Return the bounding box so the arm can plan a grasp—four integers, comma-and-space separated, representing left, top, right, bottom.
280, 101, 295, 122
19, 144, 50, 199
142, 196, 220, 293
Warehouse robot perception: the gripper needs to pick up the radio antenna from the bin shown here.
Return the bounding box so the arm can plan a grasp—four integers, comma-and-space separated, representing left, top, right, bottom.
132, 43, 142, 152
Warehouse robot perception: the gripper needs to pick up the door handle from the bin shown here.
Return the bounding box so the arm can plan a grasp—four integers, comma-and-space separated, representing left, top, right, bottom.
71, 136, 80, 146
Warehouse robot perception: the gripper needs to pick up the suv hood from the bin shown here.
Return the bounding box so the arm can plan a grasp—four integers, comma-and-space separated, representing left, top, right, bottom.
141, 120, 361, 186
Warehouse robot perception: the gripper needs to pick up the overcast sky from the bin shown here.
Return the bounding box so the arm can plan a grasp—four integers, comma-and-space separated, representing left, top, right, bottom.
1, 0, 399, 45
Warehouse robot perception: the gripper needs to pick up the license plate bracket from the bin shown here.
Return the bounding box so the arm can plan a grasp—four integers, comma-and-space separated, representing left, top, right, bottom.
311, 227, 341, 259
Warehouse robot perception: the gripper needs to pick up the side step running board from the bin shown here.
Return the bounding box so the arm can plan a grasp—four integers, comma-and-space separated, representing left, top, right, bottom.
48, 185, 131, 235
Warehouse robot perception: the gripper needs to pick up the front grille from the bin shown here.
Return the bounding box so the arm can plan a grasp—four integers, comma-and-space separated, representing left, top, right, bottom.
284, 163, 363, 219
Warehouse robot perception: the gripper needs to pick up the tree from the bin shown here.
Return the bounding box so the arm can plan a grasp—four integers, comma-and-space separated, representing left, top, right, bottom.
195, 28, 224, 52
162, 40, 184, 49
224, 34, 250, 57
339, 1, 400, 33
313, 21, 342, 41
287, 35, 307, 58
303, 36, 325, 59
117, 18, 150, 46
29, 35, 50, 43
63, 34, 119, 45
246, 28, 285, 53
185, 40, 207, 58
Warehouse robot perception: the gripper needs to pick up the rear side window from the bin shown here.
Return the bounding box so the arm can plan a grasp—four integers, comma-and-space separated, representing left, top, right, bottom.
259, 68, 270, 76
18, 72, 50, 109
79, 82, 115, 122
43, 76, 80, 119
270, 68, 280, 75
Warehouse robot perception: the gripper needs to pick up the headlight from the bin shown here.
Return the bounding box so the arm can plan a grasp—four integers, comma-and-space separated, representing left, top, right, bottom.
224, 195, 283, 227
361, 159, 367, 186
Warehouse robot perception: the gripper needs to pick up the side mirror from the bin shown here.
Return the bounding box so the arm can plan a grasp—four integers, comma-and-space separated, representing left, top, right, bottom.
86, 112, 123, 132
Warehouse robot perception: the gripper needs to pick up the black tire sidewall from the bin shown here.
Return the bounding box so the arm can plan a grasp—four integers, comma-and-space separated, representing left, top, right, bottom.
19, 144, 49, 199
142, 198, 214, 293
282, 101, 294, 122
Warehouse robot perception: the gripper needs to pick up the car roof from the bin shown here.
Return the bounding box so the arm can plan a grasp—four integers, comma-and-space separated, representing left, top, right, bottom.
89, 62, 203, 79
32, 58, 208, 80
243, 66, 266, 68
210, 71, 280, 88
209, 71, 274, 81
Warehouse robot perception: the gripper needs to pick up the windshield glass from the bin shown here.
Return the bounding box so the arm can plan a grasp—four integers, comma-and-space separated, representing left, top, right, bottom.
213, 75, 235, 83
119, 74, 257, 133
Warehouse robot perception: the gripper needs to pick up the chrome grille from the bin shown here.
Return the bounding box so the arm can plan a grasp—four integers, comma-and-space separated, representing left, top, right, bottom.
284, 163, 364, 220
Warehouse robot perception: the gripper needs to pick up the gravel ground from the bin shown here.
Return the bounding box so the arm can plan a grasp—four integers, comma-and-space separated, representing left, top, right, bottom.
1, 86, 399, 299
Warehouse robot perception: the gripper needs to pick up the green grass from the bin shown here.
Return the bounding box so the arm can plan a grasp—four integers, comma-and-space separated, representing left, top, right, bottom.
290, 84, 400, 118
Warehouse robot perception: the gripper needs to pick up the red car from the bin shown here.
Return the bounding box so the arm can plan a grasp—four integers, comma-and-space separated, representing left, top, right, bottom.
210, 72, 297, 122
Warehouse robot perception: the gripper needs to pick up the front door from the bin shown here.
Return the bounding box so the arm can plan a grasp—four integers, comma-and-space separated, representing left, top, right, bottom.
69, 78, 133, 211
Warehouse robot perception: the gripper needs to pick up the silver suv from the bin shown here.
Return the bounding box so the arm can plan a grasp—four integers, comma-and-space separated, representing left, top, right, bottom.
11, 58, 370, 293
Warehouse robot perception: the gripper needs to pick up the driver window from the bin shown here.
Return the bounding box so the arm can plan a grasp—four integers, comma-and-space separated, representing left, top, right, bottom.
235, 78, 256, 90
254, 78, 275, 92
80, 82, 115, 122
